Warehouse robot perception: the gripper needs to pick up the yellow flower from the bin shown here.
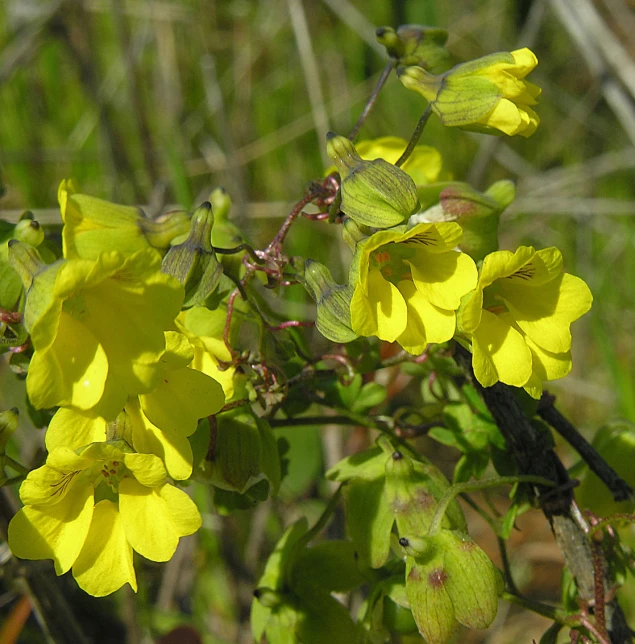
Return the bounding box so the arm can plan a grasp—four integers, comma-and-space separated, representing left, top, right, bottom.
398, 48, 541, 137
176, 307, 237, 400
350, 222, 477, 354
457, 246, 593, 395
59, 180, 190, 260
8, 442, 201, 596
44, 332, 225, 480
8, 245, 184, 418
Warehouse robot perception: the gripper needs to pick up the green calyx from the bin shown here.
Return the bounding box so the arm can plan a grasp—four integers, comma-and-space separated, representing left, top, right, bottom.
326, 132, 420, 229
160, 201, 223, 307
299, 259, 358, 343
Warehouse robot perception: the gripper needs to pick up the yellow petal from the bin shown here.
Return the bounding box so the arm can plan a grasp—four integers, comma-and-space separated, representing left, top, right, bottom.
524, 334, 572, 382
479, 247, 535, 288
126, 399, 193, 481
472, 311, 532, 387
350, 269, 407, 342
119, 480, 201, 562
402, 222, 464, 253
72, 500, 137, 596
139, 367, 224, 436
46, 407, 106, 451
396, 281, 455, 354
410, 250, 477, 310
8, 484, 94, 575
26, 311, 108, 411
500, 273, 592, 353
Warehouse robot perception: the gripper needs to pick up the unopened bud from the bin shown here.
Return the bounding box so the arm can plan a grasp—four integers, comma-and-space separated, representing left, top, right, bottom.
301, 260, 358, 343
326, 132, 419, 229
341, 218, 370, 252
377, 25, 449, 72
14, 217, 45, 247
399, 534, 432, 558
254, 587, 283, 609
141, 211, 191, 251
7, 240, 45, 292
0, 407, 19, 454
161, 202, 223, 307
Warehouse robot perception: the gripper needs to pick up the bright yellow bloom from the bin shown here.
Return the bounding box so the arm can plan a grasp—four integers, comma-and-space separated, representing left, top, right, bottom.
9, 246, 184, 418
350, 222, 477, 353
59, 180, 190, 260
457, 246, 593, 395
44, 332, 225, 480
326, 136, 445, 186
176, 308, 237, 400
8, 442, 201, 596
398, 48, 541, 137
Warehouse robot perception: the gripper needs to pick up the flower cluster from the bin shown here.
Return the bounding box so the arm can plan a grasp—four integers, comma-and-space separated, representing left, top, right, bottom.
320, 43, 592, 396
6, 185, 229, 595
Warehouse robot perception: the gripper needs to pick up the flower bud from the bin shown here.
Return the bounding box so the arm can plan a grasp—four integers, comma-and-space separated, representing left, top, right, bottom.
326, 132, 420, 229
341, 218, 369, 252
376, 25, 449, 72
0, 407, 19, 454
300, 259, 358, 343
14, 217, 45, 247
140, 211, 191, 250
161, 202, 223, 307
254, 587, 284, 609
398, 48, 541, 138
7, 240, 46, 292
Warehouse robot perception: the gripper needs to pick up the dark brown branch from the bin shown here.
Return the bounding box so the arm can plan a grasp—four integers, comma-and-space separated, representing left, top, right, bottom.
538, 392, 633, 502
453, 344, 633, 643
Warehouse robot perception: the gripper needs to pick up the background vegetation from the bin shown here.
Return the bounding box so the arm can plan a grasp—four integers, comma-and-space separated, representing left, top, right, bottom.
1, 0, 634, 642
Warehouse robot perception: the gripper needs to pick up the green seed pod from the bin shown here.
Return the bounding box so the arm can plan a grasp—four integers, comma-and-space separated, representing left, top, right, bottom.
326, 132, 420, 229
341, 217, 370, 252
300, 259, 358, 343
161, 202, 223, 307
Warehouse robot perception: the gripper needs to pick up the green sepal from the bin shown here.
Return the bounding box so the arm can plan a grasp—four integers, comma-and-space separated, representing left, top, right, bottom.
404, 529, 500, 643
326, 133, 420, 229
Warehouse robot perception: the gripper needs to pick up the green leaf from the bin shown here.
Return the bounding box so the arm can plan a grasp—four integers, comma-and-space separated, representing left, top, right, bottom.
326, 445, 386, 482
290, 540, 365, 594
295, 592, 356, 644
346, 478, 394, 568
352, 381, 387, 413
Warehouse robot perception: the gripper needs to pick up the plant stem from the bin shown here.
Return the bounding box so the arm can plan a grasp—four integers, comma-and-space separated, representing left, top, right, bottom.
395, 106, 432, 167
501, 591, 565, 622
348, 61, 396, 140
428, 475, 555, 536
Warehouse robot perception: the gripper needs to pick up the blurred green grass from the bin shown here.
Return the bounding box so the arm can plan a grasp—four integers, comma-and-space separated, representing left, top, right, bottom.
1, 1, 635, 641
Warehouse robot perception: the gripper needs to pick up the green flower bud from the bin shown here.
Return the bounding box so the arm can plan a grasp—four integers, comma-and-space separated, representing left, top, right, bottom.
405, 529, 500, 642
208, 186, 232, 222
300, 259, 358, 343
7, 240, 46, 292
326, 132, 420, 229
398, 534, 432, 558
341, 217, 370, 252
161, 202, 223, 307
0, 407, 19, 454
376, 25, 449, 72
14, 217, 45, 247
140, 210, 191, 250
254, 587, 284, 609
